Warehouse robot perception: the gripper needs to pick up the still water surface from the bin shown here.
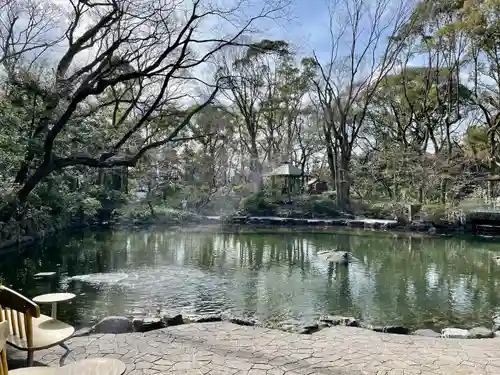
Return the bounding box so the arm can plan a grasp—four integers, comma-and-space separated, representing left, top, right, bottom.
2, 228, 500, 330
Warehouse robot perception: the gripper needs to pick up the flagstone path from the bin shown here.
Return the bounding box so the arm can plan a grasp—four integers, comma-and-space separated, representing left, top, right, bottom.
7, 322, 500, 374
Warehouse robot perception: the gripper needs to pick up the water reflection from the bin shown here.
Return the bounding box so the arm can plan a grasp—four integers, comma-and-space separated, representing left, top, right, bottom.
1, 229, 500, 330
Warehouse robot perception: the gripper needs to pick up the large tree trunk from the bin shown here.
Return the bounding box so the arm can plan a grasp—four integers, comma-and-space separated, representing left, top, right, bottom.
440, 179, 447, 205
418, 186, 424, 204
488, 127, 496, 203
337, 149, 350, 210
326, 142, 336, 185
323, 125, 337, 190
249, 138, 262, 191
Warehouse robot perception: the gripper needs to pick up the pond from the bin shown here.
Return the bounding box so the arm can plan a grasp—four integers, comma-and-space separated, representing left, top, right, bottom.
1, 228, 500, 331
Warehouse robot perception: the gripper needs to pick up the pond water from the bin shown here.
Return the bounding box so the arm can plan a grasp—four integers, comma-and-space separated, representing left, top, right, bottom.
2, 228, 500, 331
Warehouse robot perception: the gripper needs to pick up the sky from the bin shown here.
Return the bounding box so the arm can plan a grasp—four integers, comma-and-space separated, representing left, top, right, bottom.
1, 0, 430, 110
4, 0, 411, 80
250, 0, 415, 75
267, 0, 333, 59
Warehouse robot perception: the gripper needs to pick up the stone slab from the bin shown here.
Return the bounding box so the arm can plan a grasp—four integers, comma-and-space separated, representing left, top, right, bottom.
33, 272, 56, 278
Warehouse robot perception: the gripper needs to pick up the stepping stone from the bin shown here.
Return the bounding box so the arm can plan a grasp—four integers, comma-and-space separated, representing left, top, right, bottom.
34, 272, 56, 278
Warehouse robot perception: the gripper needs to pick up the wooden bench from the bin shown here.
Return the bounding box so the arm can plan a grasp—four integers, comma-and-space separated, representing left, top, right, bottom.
0, 286, 74, 366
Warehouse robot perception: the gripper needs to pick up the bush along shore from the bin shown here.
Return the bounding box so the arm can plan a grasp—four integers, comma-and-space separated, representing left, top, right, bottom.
0, 215, 108, 251
75, 312, 500, 340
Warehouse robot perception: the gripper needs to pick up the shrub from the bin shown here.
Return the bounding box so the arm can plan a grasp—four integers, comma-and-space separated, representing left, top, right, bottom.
420, 204, 448, 224
239, 191, 277, 216
299, 196, 341, 218
116, 203, 201, 224
357, 203, 396, 219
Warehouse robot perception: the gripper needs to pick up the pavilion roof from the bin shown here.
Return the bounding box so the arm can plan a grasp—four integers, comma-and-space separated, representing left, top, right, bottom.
266, 162, 302, 177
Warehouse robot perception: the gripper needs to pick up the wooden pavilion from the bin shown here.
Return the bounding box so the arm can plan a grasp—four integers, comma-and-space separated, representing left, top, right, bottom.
265, 162, 304, 199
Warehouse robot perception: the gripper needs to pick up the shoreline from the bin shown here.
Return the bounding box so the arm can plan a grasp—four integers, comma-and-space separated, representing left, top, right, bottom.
2, 213, 500, 252
116, 214, 500, 241
76, 312, 499, 341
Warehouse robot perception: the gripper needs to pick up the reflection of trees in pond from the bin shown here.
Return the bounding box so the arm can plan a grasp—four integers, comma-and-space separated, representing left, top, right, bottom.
341, 233, 500, 328
6, 229, 500, 329
198, 236, 216, 269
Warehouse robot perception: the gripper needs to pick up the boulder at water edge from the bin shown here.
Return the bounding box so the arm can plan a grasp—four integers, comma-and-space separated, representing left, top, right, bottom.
298, 323, 320, 334
492, 315, 500, 331
467, 326, 494, 339
92, 316, 134, 334
413, 329, 440, 338
229, 317, 260, 326
185, 314, 223, 323
73, 326, 93, 337
133, 317, 165, 332
441, 328, 468, 339
372, 326, 410, 335
162, 314, 184, 327
319, 315, 359, 327
277, 320, 321, 334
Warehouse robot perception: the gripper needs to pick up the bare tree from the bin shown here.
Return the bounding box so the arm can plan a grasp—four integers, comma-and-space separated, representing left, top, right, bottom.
0, 0, 288, 221
217, 40, 290, 190
306, 0, 414, 209
218, 43, 265, 189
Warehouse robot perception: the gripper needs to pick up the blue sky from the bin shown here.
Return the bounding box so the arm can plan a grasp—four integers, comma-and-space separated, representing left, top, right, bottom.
274, 0, 333, 58
250, 0, 413, 69
259, 0, 339, 62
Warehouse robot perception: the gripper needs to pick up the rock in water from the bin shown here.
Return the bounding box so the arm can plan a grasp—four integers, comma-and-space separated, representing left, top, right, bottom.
467, 327, 494, 339
92, 316, 133, 334
441, 328, 468, 339
318, 251, 358, 265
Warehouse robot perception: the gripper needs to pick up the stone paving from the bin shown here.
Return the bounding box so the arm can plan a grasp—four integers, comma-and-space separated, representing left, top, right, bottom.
7, 322, 500, 374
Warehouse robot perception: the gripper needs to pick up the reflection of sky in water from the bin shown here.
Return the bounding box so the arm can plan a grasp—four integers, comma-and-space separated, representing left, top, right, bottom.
426, 265, 439, 290
451, 279, 472, 313
2, 229, 500, 330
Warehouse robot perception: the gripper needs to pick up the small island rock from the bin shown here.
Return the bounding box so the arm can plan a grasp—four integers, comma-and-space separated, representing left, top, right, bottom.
317, 251, 358, 265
